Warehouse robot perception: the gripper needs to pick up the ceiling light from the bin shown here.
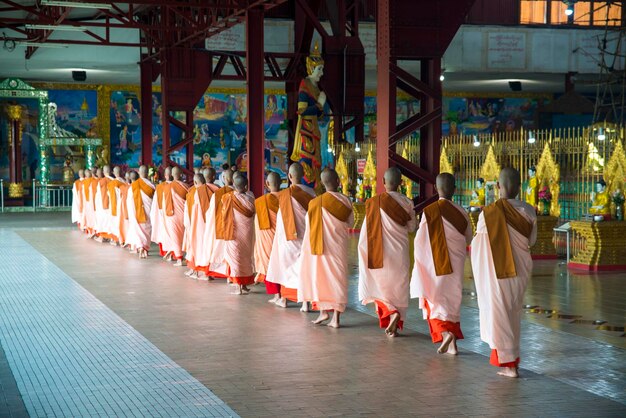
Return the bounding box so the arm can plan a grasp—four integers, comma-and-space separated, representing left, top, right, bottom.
25, 24, 86, 32
327, 145, 333, 153
597, 128, 605, 141
439, 69, 445, 82
40, 0, 114, 9
528, 131, 536, 144
473, 135, 480, 147
355, 143, 361, 152
565, 1, 574, 16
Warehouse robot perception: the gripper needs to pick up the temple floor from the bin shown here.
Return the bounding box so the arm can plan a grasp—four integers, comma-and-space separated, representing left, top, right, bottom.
0, 213, 624, 417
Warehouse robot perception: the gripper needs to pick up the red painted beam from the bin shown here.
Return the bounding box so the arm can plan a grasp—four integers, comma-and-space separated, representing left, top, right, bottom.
246, 6, 265, 198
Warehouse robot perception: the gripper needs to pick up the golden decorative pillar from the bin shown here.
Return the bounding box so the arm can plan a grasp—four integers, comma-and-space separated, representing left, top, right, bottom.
569, 220, 626, 271
6, 104, 24, 198
530, 215, 558, 259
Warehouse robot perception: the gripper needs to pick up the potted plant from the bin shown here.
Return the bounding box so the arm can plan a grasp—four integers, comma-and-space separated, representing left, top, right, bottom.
538, 186, 552, 216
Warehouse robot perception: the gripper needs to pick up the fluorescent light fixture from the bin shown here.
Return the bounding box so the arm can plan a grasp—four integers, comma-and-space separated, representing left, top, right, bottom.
41, 0, 114, 9
355, 143, 361, 152
528, 131, 536, 144
17, 41, 69, 48
25, 24, 86, 31
597, 128, 606, 141
473, 135, 480, 147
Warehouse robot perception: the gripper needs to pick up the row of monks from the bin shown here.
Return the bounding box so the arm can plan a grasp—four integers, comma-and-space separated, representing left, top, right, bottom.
71, 163, 537, 379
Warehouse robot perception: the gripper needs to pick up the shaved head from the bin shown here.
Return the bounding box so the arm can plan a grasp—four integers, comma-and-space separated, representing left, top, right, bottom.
130, 171, 139, 181
193, 167, 200, 174
103, 165, 111, 176
223, 168, 234, 186
85, 169, 92, 177
288, 163, 304, 184
113, 166, 121, 177
164, 166, 172, 181
193, 173, 206, 186
96, 168, 103, 178
172, 166, 182, 180
321, 168, 339, 192
383, 167, 402, 192
233, 174, 248, 192
266, 172, 281, 192
203, 167, 216, 183
78, 169, 85, 179
139, 165, 148, 178
498, 167, 521, 199
436, 173, 456, 200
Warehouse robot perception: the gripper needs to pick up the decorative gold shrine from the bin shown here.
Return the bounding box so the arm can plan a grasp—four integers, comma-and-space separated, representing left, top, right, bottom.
535, 143, 561, 217
479, 145, 501, 182
605, 140, 626, 195
363, 149, 377, 196
440, 145, 454, 175
335, 150, 350, 196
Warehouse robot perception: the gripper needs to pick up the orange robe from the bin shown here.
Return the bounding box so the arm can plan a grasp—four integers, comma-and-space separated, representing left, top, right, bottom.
297, 192, 353, 312
80, 178, 96, 236
203, 185, 234, 277
185, 184, 215, 271
95, 176, 114, 239
358, 192, 417, 330
117, 182, 131, 245
222, 191, 256, 285
182, 185, 197, 257
106, 178, 125, 242
126, 178, 156, 251
253, 192, 280, 284
71, 178, 84, 227
161, 180, 189, 259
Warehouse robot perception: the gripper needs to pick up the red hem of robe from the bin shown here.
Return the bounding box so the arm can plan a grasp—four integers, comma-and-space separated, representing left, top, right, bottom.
255, 273, 266, 283
158, 243, 166, 257
280, 285, 298, 302
423, 299, 464, 343
374, 300, 404, 330
265, 279, 281, 295
229, 275, 256, 286
490, 349, 520, 368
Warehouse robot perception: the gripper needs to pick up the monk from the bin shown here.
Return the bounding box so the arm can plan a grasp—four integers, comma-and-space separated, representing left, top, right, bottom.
106, 166, 126, 245
358, 167, 417, 337
411, 173, 473, 351
71, 169, 85, 229
203, 169, 235, 279
298, 168, 354, 328
265, 163, 316, 309
94, 165, 115, 243
118, 171, 137, 249
202, 167, 220, 193
253, 172, 281, 297
182, 175, 199, 273
126, 165, 156, 258
471, 167, 537, 378
161, 167, 189, 265
150, 166, 171, 259
184, 174, 212, 278
80, 169, 96, 237
222, 175, 256, 294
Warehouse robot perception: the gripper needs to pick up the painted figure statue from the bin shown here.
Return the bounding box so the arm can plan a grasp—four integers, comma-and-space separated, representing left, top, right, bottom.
469, 177, 485, 208
290, 42, 326, 189
590, 179, 610, 217
525, 166, 538, 209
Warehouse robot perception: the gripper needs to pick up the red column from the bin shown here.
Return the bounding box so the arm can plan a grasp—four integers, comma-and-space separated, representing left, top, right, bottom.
139, 59, 154, 166
375, 0, 396, 193
419, 58, 442, 201
246, 6, 265, 197
186, 111, 194, 170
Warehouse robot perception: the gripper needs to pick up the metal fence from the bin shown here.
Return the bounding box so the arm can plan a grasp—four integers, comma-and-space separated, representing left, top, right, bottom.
0, 179, 73, 212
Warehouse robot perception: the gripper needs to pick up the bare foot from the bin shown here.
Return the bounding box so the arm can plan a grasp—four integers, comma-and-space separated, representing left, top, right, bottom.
184, 269, 194, 276
197, 273, 208, 282
438, 332, 455, 354
497, 367, 519, 378
327, 311, 341, 328
300, 302, 309, 312
275, 297, 287, 308
189, 271, 199, 280
385, 313, 400, 336
109, 240, 118, 246
163, 252, 172, 261
241, 285, 251, 293
385, 330, 399, 338
173, 259, 183, 267
313, 310, 330, 324
447, 340, 458, 355
268, 295, 280, 304
230, 285, 243, 295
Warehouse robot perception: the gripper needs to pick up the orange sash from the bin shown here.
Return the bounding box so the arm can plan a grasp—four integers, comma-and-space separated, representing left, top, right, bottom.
74, 179, 83, 212
222, 193, 255, 240
423, 199, 468, 276
164, 181, 189, 217
195, 184, 214, 222
83, 178, 92, 201
90, 179, 98, 208
99, 178, 111, 209
155, 182, 166, 210
483, 199, 533, 279
365, 192, 413, 269
107, 179, 124, 216
279, 186, 314, 241
214, 186, 234, 239
309, 192, 352, 255
255, 193, 279, 231
186, 185, 197, 219
119, 184, 130, 220
131, 179, 155, 223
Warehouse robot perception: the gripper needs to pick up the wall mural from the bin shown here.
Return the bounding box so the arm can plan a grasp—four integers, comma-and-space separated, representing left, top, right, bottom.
110, 90, 142, 169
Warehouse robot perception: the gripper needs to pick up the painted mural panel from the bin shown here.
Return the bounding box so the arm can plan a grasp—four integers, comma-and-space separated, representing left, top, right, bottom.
110, 90, 142, 168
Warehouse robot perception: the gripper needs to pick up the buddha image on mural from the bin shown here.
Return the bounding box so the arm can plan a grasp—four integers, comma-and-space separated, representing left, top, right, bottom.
110, 91, 141, 168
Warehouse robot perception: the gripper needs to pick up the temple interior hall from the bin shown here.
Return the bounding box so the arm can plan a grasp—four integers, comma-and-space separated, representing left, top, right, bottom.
0, 1, 625, 417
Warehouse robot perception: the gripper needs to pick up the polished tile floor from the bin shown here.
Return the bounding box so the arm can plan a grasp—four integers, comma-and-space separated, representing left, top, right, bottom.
0, 213, 625, 417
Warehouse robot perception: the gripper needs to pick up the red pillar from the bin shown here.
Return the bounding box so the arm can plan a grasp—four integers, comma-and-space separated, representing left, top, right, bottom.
140, 59, 155, 166
186, 111, 194, 169
246, 6, 265, 197
419, 58, 442, 201
376, 0, 396, 193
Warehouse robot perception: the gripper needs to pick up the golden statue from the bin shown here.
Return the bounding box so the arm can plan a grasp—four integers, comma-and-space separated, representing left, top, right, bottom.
590, 179, 610, 216
290, 41, 325, 189
335, 150, 350, 196
525, 166, 538, 209
469, 178, 485, 208
535, 143, 561, 217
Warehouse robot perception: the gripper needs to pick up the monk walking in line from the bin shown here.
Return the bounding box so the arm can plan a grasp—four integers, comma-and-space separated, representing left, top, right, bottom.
411, 173, 472, 351
71, 169, 85, 230
203, 169, 235, 279
106, 166, 126, 245
358, 167, 417, 337
184, 174, 214, 279
222, 175, 256, 294
126, 165, 156, 259
80, 169, 96, 237
202, 167, 220, 193
151, 166, 171, 259
265, 163, 316, 309
118, 171, 137, 249
471, 167, 537, 378
253, 172, 281, 293
298, 169, 354, 328
161, 167, 189, 266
